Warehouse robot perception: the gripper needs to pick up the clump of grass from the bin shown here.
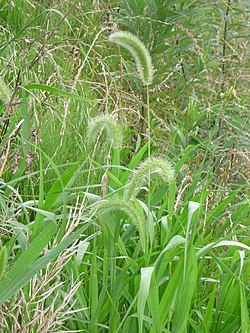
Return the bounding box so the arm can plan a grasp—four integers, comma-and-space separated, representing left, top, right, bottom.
109, 30, 153, 86
124, 157, 174, 200
86, 113, 123, 151
0, 2, 249, 332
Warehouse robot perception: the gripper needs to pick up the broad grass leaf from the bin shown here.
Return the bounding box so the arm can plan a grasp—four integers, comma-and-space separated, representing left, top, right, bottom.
76, 241, 89, 267
202, 284, 217, 333
197, 240, 250, 258
155, 235, 185, 269
44, 159, 83, 211
184, 201, 200, 278
214, 275, 241, 332
175, 145, 200, 174
137, 266, 154, 333
171, 245, 198, 333
147, 270, 161, 333
240, 283, 250, 332
121, 142, 148, 184
24, 83, 93, 102
89, 241, 99, 333
159, 255, 184, 325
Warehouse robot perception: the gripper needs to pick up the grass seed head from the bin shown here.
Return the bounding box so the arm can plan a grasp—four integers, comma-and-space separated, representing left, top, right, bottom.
86, 114, 123, 150
109, 31, 153, 86
124, 157, 175, 200
94, 198, 146, 252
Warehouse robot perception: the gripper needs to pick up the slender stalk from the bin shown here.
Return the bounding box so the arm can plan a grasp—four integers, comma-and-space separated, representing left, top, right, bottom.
147, 84, 150, 254
221, 0, 231, 92
147, 85, 150, 161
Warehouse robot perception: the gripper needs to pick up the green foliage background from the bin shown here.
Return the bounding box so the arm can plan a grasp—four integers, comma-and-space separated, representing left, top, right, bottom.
0, 1, 249, 332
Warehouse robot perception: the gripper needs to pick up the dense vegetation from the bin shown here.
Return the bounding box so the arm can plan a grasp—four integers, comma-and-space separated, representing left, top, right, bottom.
0, 1, 249, 332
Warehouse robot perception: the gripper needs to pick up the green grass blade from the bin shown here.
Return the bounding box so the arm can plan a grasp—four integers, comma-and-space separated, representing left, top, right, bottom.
31, 153, 45, 241
137, 266, 155, 333
121, 142, 148, 184
24, 83, 94, 102
148, 270, 161, 333
0, 247, 7, 280
240, 283, 250, 332
44, 159, 83, 211
89, 240, 99, 333
202, 284, 217, 333
171, 245, 197, 333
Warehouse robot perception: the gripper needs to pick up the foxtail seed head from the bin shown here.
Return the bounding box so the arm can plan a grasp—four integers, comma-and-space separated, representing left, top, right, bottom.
124, 158, 175, 200
94, 198, 146, 252
109, 31, 153, 86
86, 114, 123, 150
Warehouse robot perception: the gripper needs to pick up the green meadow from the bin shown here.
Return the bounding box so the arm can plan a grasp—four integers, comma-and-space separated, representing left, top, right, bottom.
0, 1, 249, 332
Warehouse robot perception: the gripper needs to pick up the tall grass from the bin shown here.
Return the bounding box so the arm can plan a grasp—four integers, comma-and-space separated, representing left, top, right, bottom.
0, 0, 249, 332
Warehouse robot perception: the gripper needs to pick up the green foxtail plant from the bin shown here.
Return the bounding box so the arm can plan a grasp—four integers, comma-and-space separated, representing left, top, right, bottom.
124, 158, 175, 201
109, 31, 154, 209
94, 198, 147, 252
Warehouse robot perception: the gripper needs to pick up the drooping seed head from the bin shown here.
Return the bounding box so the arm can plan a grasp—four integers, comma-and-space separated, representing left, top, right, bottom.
86, 114, 123, 151
124, 158, 175, 200
109, 31, 153, 86
94, 198, 146, 252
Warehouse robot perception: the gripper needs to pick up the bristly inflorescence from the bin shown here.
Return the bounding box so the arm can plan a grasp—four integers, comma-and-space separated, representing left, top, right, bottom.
124, 158, 175, 200
86, 114, 123, 150
94, 198, 147, 252
109, 31, 153, 86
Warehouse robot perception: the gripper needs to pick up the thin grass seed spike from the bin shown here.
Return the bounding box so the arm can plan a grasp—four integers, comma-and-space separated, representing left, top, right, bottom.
124, 158, 175, 200
86, 114, 123, 150
95, 198, 147, 252
109, 31, 153, 86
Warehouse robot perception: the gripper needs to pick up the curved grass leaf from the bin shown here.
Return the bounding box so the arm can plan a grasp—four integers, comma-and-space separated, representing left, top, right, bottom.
23, 83, 94, 102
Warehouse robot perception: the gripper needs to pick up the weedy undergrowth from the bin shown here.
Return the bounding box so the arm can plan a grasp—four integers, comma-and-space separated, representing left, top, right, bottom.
0, 1, 249, 333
